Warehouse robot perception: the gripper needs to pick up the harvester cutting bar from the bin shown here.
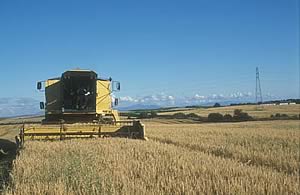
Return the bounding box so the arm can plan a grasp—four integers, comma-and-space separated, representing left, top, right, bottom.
20, 121, 145, 142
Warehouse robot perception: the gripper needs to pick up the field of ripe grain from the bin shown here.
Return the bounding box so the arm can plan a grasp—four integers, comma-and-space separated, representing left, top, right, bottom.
4, 120, 300, 195
159, 104, 300, 119
0, 125, 19, 141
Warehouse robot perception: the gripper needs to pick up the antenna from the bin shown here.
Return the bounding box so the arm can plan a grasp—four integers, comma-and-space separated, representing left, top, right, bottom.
255, 67, 263, 104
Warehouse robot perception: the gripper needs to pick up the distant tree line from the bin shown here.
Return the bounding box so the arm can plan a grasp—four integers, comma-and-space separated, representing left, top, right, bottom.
127, 111, 158, 119
270, 113, 299, 120
127, 109, 300, 122
207, 109, 253, 122
230, 99, 300, 106
154, 109, 254, 122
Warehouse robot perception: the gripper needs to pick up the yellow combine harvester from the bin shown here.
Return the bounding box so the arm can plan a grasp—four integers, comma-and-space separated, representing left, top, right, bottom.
19, 70, 145, 142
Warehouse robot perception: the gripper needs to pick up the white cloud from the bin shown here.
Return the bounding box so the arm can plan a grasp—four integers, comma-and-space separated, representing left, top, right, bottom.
118, 91, 255, 108
120, 96, 138, 103
0, 97, 40, 117
194, 94, 206, 99
168, 95, 175, 101
229, 92, 253, 99
119, 93, 176, 106
151, 95, 159, 101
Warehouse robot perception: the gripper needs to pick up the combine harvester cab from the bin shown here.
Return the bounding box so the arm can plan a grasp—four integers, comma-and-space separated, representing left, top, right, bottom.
20, 70, 145, 142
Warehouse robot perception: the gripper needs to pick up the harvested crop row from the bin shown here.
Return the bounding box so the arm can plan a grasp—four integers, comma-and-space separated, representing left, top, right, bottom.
146, 121, 300, 175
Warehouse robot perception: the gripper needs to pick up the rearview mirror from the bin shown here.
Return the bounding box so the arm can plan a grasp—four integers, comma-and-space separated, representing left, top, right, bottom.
37, 82, 42, 90
40, 102, 45, 110
116, 82, 121, 91
114, 98, 119, 106
112, 81, 121, 91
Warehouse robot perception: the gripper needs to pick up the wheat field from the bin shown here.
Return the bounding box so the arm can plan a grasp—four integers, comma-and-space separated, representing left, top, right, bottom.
3, 120, 300, 195
158, 104, 300, 119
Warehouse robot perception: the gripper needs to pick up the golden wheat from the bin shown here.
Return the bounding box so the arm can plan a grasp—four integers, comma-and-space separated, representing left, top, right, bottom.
147, 120, 300, 175
3, 120, 300, 195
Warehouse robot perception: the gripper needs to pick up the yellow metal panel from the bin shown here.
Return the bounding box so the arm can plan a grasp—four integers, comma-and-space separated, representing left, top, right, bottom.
45, 79, 61, 114
45, 79, 60, 87
112, 110, 120, 121
96, 80, 112, 114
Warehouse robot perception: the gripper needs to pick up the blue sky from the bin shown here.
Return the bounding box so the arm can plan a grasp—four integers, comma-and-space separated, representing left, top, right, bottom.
0, 0, 299, 115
